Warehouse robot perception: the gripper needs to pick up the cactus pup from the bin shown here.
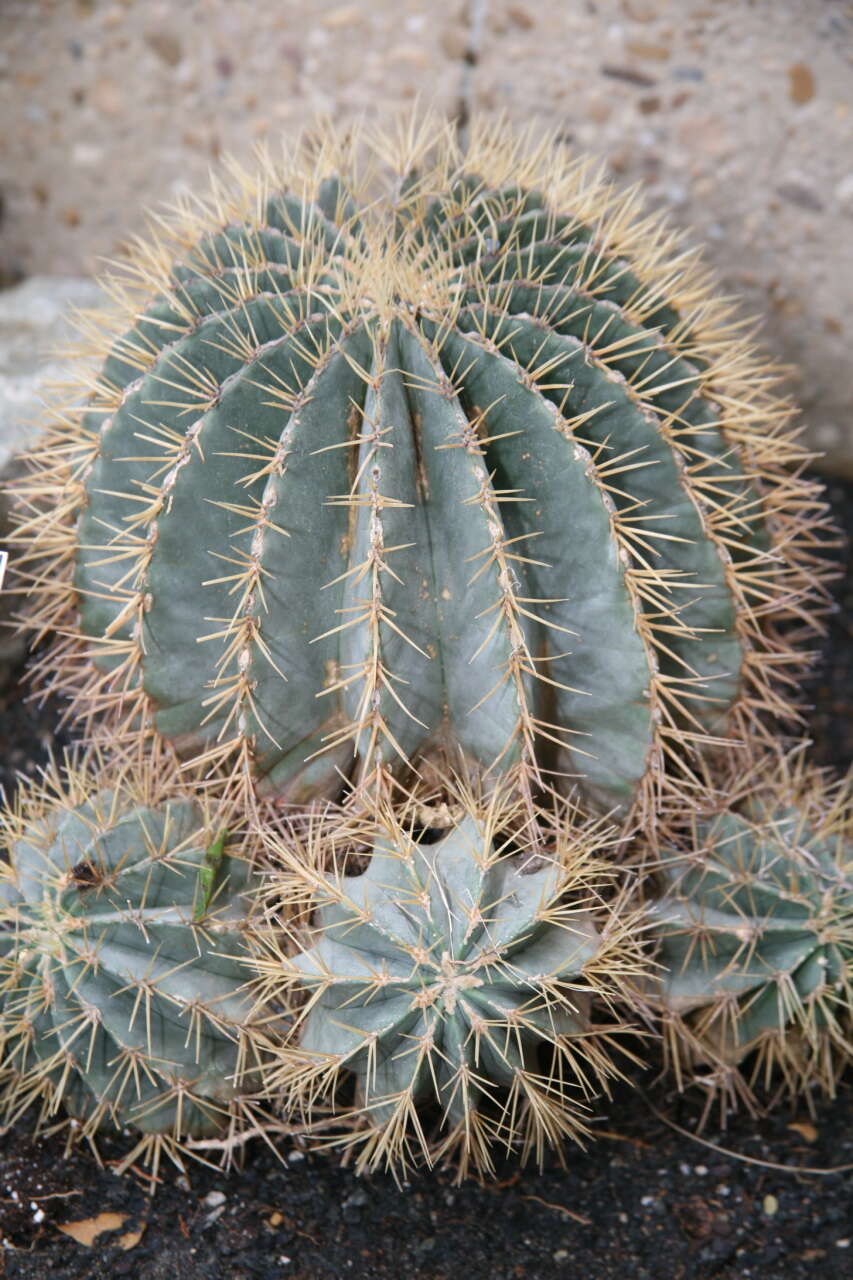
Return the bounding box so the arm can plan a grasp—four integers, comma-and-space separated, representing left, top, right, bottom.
647, 750, 852, 1121
0, 748, 266, 1178
252, 777, 645, 1180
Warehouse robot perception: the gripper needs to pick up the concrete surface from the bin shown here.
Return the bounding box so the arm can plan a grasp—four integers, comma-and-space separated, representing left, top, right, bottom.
0, 0, 851, 470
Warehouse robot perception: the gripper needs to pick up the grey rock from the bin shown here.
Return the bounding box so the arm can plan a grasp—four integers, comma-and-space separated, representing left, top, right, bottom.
0, 275, 105, 685
0, 275, 105, 472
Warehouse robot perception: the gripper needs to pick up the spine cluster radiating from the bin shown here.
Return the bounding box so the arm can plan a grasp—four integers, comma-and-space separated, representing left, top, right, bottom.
253, 778, 643, 1179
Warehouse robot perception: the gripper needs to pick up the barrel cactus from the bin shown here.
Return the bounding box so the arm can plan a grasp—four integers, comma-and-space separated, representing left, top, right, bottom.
254, 779, 643, 1179
0, 751, 265, 1173
647, 752, 852, 1115
10, 118, 832, 826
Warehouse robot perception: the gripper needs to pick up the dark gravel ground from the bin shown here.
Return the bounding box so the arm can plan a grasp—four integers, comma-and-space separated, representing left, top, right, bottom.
0, 473, 851, 1280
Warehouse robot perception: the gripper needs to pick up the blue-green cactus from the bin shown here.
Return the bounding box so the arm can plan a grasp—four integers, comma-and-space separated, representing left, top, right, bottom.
257, 783, 642, 1178
0, 754, 264, 1169
648, 753, 853, 1107
11, 118, 831, 825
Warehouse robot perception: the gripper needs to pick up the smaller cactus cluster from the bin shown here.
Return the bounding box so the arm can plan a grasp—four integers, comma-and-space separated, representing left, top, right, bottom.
0, 753, 265, 1175
0, 758, 649, 1180
254, 781, 643, 1179
648, 753, 852, 1116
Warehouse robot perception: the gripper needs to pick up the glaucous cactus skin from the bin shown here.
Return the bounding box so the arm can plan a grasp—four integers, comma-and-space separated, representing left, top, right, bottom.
0, 754, 262, 1168
648, 753, 852, 1108
12, 120, 832, 822
254, 781, 642, 1178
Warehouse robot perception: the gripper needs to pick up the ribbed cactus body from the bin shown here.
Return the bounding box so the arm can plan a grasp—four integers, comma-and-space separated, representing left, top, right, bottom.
262, 785, 635, 1176
0, 767, 258, 1145
649, 759, 852, 1089
292, 815, 598, 1117
15, 122, 829, 819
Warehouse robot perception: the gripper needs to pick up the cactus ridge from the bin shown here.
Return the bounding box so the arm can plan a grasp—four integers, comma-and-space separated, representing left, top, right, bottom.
0, 751, 265, 1177
253, 777, 643, 1179
648, 750, 853, 1116
11, 118, 833, 822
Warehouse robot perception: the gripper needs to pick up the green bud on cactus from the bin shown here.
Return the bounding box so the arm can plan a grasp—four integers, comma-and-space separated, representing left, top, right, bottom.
9, 118, 832, 824
254, 780, 644, 1179
0, 751, 264, 1174
647, 751, 852, 1114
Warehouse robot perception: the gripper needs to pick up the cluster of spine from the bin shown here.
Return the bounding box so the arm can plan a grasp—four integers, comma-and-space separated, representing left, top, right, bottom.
10, 117, 833, 828
647, 751, 852, 1120
0, 751, 265, 1178
0, 116, 848, 1180
252, 777, 643, 1179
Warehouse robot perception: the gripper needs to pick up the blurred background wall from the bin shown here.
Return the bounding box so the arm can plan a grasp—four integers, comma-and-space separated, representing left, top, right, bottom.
0, 0, 851, 470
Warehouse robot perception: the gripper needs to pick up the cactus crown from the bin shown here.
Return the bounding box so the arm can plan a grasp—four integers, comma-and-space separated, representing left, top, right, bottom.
0, 751, 263, 1176
649, 752, 853, 1112
254, 778, 643, 1179
11, 116, 832, 824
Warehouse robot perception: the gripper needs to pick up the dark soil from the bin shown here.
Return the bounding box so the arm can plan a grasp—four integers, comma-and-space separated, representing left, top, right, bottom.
0, 673, 72, 805
0, 474, 851, 1280
0, 1076, 851, 1280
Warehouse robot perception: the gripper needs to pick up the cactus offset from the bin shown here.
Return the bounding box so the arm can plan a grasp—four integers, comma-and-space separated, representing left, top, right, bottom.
254, 779, 643, 1179
0, 751, 264, 1176
647, 751, 853, 1117
9, 118, 833, 824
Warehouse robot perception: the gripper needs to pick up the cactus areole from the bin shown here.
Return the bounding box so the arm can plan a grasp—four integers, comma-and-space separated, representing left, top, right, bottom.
20, 121, 828, 818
